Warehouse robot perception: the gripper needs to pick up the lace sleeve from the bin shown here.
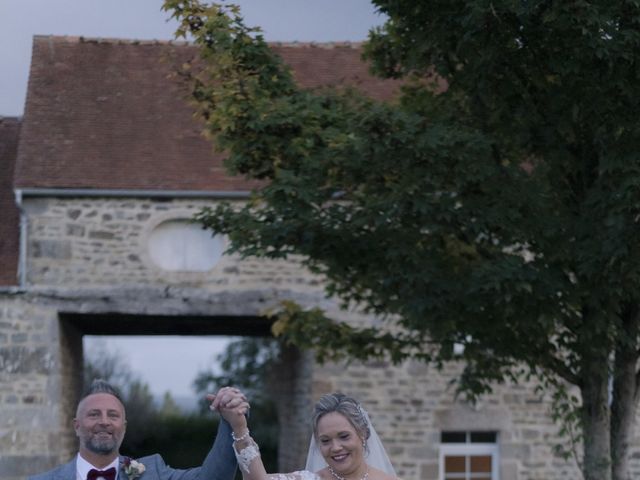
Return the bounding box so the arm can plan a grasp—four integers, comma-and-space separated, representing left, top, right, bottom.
268, 471, 320, 480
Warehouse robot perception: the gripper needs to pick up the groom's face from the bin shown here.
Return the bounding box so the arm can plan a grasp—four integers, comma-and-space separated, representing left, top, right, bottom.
74, 393, 127, 457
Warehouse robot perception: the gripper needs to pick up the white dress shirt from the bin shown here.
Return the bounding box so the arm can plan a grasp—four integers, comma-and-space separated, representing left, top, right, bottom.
76, 453, 119, 480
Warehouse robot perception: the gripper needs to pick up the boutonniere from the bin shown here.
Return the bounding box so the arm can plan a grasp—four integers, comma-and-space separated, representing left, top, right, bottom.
122, 457, 146, 480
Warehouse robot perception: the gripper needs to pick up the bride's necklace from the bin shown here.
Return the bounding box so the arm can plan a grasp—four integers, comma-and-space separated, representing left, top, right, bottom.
328, 466, 369, 480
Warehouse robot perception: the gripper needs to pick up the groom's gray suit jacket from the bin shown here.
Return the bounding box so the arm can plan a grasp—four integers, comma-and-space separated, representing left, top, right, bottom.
28, 419, 237, 480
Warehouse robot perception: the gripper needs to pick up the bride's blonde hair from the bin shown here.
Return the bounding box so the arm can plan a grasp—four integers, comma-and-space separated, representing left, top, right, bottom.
311, 392, 371, 453
305, 392, 397, 476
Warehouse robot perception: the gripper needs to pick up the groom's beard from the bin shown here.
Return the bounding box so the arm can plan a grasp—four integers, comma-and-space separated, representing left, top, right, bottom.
84, 430, 119, 455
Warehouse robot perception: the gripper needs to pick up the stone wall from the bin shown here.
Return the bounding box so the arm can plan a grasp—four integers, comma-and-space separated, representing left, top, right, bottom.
313, 357, 584, 480
23, 196, 323, 292
0, 293, 79, 479
0, 195, 614, 479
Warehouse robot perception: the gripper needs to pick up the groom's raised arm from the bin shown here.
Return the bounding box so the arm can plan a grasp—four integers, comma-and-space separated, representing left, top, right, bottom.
197, 417, 238, 480
160, 387, 244, 480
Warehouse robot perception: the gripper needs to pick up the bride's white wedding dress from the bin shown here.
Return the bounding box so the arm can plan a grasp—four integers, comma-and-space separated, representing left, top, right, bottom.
267, 472, 320, 480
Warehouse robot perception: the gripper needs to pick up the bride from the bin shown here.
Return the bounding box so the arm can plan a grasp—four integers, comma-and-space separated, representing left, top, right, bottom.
216, 392, 398, 480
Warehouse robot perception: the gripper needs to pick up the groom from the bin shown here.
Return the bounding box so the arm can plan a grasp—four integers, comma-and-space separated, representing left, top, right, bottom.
28, 379, 248, 480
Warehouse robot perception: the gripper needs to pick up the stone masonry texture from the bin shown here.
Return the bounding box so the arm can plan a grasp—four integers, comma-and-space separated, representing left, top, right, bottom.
2, 196, 637, 479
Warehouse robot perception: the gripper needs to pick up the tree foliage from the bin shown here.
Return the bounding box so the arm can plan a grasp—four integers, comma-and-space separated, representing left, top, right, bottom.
163, 1, 640, 479
192, 337, 280, 472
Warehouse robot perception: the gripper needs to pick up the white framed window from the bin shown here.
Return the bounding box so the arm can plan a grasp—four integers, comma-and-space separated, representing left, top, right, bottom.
439, 431, 499, 480
147, 220, 225, 272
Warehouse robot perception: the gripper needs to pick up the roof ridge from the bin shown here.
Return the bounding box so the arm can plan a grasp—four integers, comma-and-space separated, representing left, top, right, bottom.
269, 41, 363, 48
33, 35, 189, 46
33, 34, 363, 48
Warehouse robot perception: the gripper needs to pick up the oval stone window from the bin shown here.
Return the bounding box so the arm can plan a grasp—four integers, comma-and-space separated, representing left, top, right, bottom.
148, 220, 224, 271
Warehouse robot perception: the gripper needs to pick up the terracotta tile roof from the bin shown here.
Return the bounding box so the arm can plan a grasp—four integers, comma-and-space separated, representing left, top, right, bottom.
0, 117, 20, 286
15, 36, 400, 191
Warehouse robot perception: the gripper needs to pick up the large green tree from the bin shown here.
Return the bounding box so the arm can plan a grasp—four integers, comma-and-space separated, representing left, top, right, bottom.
163, 1, 640, 479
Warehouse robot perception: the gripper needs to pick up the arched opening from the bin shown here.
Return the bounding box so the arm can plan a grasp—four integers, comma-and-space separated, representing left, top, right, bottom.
56, 311, 313, 472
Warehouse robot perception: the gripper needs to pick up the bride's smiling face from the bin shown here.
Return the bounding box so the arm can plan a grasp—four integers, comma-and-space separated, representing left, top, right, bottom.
317, 412, 366, 476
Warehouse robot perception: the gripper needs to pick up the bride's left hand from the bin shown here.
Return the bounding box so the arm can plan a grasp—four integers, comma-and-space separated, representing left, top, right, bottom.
206, 387, 250, 428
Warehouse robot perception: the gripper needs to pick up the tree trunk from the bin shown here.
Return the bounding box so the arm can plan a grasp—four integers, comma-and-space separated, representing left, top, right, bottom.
581, 352, 612, 480
610, 304, 640, 480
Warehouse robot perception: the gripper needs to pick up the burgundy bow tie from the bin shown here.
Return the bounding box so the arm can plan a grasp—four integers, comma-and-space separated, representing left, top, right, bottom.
87, 467, 116, 480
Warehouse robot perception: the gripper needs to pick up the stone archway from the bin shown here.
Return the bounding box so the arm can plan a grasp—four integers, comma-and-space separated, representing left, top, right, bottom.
1, 287, 318, 479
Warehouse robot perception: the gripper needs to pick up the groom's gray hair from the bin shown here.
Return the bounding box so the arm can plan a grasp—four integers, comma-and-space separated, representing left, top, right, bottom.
82, 378, 125, 405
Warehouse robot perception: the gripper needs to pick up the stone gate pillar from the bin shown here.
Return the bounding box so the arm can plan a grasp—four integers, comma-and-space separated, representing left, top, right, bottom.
0, 292, 82, 480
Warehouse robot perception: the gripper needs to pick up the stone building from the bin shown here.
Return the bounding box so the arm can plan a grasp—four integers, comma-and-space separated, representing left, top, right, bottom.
0, 36, 588, 480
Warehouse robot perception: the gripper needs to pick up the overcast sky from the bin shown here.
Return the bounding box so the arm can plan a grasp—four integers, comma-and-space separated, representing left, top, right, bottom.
2, 0, 385, 400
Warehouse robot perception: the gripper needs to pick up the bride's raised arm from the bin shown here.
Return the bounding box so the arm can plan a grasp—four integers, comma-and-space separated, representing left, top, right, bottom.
216, 396, 316, 480
215, 391, 397, 480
